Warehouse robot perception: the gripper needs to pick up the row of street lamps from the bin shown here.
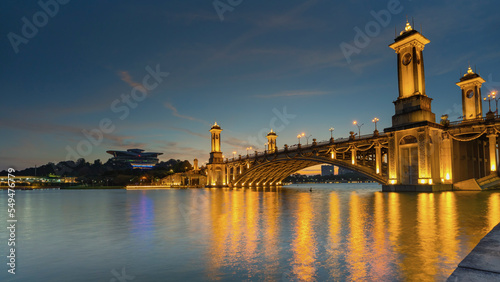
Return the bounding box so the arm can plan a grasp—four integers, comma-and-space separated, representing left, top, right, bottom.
353, 118, 379, 137
232, 118, 380, 158
296, 132, 312, 145
484, 91, 499, 114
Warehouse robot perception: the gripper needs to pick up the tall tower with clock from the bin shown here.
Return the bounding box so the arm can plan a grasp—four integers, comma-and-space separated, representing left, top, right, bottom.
385, 21, 441, 189
456, 66, 485, 120
389, 21, 435, 127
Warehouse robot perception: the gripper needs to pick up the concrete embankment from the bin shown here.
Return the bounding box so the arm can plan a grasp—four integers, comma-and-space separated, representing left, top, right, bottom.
448, 222, 500, 281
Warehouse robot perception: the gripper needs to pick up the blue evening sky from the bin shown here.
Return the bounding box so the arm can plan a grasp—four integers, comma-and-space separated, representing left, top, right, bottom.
1, 0, 500, 173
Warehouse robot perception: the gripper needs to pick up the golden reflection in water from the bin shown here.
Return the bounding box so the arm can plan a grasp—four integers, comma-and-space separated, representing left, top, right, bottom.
347, 192, 367, 281
326, 192, 341, 279
291, 193, 316, 281
438, 192, 459, 276
206, 190, 231, 279
243, 190, 259, 273
489, 193, 500, 231
229, 190, 244, 265
263, 191, 280, 279
371, 192, 391, 280
387, 192, 400, 249
415, 193, 438, 280
387, 192, 402, 279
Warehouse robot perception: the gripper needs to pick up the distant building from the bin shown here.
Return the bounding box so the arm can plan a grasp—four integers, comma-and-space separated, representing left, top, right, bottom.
0, 176, 77, 186
338, 167, 350, 175
106, 148, 162, 169
321, 165, 334, 176
161, 172, 207, 187
161, 159, 206, 187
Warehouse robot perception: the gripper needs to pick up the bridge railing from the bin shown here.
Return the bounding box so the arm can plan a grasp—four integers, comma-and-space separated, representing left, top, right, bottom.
447, 117, 486, 127
227, 132, 386, 163
444, 115, 500, 127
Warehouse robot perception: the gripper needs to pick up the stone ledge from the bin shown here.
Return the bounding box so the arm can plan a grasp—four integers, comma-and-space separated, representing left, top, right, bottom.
448, 223, 500, 281
382, 184, 453, 192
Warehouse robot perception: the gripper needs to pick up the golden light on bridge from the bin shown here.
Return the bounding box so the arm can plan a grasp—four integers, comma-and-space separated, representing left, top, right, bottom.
372, 117, 379, 131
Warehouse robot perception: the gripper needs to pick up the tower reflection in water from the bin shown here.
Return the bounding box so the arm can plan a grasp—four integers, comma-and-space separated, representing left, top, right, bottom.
194, 187, 500, 281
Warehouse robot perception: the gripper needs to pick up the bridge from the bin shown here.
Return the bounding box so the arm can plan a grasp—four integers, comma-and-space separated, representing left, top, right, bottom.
205, 21, 500, 191
225, 132, 388, 187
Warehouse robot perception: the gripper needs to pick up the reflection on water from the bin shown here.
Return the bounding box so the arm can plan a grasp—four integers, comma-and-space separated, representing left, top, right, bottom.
1, 184, 499, 281
291, 193, 316, 281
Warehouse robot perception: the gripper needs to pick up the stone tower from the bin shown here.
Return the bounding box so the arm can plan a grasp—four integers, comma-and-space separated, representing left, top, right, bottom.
266, 129, 277, 153
456, 66, 485, 120
207, 122, 226, 187
389, 20, 435, 127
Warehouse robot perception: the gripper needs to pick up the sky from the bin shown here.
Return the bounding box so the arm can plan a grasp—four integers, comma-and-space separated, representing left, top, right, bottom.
1, 0, 500, 174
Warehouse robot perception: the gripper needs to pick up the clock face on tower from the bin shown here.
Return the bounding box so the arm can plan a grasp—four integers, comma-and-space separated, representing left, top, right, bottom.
466, 89, 474, 98
402, 53, 412, 66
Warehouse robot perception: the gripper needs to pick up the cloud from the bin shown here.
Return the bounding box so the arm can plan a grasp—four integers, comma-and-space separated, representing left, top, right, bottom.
223, 136, 254, 150
165, 102, 208, 124
152, 140, 207, 162
0, 119, 147, 151
167, 126, 252, 151
118, 70, 146, 91
169, 127, 208, 139
253, 90, 330, 98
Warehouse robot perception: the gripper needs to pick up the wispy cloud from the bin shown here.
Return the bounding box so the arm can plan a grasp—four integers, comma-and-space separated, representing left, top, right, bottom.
253, 90, 330, 98
0, 119, 146, 150
165, 102, 207, 124
152, 140, 206, 162
118, 71, 146, 91
169, 127, 208, 139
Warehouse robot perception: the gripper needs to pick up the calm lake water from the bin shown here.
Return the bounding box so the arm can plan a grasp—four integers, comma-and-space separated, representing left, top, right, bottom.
1, 183, 499, 281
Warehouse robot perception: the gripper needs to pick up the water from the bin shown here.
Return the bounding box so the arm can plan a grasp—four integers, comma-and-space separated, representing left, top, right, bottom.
1, 183, 499, 281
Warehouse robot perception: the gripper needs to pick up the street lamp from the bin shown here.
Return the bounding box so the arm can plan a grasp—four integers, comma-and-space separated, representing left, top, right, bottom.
232, 151, 236, 159
492, 91, 498, 115
372, 117, 379, 131
297, 134, 302, 145
484, 94, 493, 113
304, 134, 312, 145
329, 127, 334, 139
246, 147, 252, 155
353, 121, 364, 138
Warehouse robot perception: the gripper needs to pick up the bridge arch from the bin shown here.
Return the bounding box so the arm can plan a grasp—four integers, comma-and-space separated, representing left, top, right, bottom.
231, 155, 387, 187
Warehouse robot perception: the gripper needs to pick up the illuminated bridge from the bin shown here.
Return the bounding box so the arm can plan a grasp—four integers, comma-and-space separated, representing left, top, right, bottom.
205, 21, 500, 191
221, 132, 388, 187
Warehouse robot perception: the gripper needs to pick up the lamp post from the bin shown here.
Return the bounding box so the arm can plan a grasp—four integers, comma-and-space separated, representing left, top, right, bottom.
492, 91, 498, 115
372, 117, 379, 131
329, 127, 334, 139
353, 121, 364, 138
485, 95, 493, 113
232, 151, 236, 160
304, 134, 312, 145
246, 147, 252, 155
297, 134, 302, 145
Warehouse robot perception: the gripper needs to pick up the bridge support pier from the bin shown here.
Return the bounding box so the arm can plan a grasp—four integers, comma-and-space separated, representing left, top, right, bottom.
375, 144, 382, 175
488, 131, 497, 174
